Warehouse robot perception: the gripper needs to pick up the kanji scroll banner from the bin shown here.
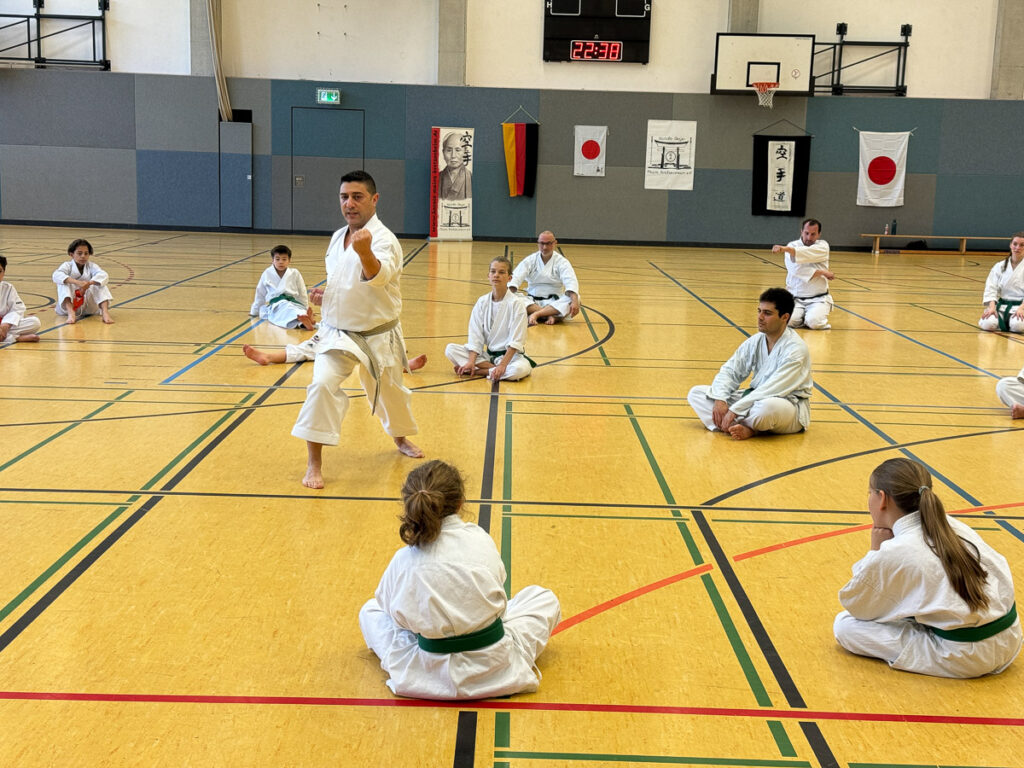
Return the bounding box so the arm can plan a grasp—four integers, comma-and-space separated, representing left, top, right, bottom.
502, 122, 538, 197
857, 130, 909, 207
431, 126, 474, 240
751, 135, 810, 216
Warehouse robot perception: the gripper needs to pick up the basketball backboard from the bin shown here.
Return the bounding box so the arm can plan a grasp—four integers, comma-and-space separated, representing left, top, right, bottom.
711, 33, 815, 97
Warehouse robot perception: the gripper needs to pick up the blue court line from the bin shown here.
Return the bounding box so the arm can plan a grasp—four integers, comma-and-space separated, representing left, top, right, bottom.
160, 320, 266, 384
649, 261, 1024, 544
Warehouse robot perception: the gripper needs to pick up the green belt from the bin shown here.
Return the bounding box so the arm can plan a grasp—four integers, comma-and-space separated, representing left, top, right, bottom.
267, 292, 305, 307
996, 299, 1022, 332
929, 603, 1017, 642
487, 347, 537, 368
416, 617, 504, 653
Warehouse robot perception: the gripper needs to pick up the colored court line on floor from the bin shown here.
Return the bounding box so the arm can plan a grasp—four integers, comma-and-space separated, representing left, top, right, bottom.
493, 752, 808, 766
732, 524, 872, 562
161, 321, 267, 384
1, 691, 1020, 727
193, 318, 255, 354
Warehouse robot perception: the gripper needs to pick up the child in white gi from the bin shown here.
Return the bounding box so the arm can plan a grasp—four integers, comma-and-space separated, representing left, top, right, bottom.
995, 364, 1024, 419
834, 457, 1021, 678
249, 244, 315, 330
0, 255, 41, 347
445, 256, 534, 382
359, 460, 561, 700
53, 238, 114, 325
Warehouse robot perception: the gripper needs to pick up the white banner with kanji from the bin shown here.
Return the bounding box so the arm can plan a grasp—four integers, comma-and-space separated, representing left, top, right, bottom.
574, 125, 607, 176
857, 131, 909, 207
766, 140, 795, 211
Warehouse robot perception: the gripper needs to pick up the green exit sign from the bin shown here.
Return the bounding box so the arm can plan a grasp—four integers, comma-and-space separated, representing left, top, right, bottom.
316, 88, 341, 105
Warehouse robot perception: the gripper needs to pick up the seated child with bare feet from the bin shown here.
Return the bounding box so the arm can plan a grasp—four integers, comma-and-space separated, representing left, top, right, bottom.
444, 256, 534, 382
53, 239, 114, 325
996, 365, 1024, 419
250, 245, 315, 331
0, 255, 41, 347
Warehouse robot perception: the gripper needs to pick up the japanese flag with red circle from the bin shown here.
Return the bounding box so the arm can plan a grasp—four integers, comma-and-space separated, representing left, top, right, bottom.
574, 125, 607, 177
857, 130, 910, 207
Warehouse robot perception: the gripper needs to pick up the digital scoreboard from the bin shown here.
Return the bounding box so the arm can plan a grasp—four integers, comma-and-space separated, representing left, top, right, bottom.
543, 0, 652, 64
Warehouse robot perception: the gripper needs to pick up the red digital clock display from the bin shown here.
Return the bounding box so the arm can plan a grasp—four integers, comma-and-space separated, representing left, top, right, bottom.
570, 40, 623, 61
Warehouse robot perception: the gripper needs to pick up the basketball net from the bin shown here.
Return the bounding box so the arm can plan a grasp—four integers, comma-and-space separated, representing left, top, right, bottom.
753, 81, 779, 109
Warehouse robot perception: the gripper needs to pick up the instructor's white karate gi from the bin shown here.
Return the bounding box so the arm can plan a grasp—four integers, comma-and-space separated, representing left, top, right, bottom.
52, 259, 113, 318
359, 515, 561, 700
979, 257, 1024, 332
687, 327, 812, 434
834, 511, 1021, 677
250, 265, 310, 329
291, 214, 416, 444
784, 238, 833, 330
510, 250, 580, 319
0, 281, 41, 344
445, 290, 532, 381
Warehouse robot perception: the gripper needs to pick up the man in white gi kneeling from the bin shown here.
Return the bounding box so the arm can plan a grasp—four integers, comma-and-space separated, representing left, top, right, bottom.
687, 287, 813, 440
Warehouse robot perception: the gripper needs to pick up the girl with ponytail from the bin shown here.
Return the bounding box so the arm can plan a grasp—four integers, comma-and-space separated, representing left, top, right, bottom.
978, 232, 1024, 333
359, 460, 561, 699
834, 457, 1021, 677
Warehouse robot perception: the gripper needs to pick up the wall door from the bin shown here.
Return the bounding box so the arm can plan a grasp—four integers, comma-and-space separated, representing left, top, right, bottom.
291, 107, 365, 232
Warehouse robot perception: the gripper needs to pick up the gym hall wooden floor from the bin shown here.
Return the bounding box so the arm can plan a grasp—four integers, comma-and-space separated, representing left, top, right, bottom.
1, 224, 1021, 767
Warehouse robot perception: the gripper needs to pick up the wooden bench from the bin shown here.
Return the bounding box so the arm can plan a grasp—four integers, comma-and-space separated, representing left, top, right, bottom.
861, 233, 1008, 256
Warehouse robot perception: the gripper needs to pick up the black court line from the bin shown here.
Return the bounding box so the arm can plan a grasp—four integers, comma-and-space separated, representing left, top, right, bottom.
453, 710, 477, 767
476, 378, 502, 534
0, 362, 303, 656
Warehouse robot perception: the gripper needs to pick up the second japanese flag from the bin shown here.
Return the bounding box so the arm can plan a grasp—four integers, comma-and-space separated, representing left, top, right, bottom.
574, 125, 607, 176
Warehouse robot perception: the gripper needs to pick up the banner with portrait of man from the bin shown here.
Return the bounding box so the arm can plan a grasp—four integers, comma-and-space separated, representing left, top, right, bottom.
430, 126, 474, 240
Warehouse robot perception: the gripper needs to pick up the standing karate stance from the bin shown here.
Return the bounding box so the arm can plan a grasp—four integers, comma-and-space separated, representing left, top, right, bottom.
290, 170, 422, 489
834, 458, 1021, 678
359, 460, 561, 699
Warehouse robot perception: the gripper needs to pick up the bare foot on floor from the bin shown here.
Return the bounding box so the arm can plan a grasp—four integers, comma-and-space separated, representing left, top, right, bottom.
1012, 404, 1024, 420
65, 313, 77, 325
542, 316, 557, 325
243, 344, 271, 365
17, 334, 40, 343
394, 437, 424, 458
728, 424, 757, 440
101, 312, 114, 324
302, 464, 325, 489
407, 353, 427, 371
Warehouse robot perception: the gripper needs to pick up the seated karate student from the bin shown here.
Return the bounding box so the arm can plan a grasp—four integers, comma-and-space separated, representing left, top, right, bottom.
249, 244, 315, 330
978, 232, 1024, 333
995, 364, 1024, 419
359, 460, 561, 700
53, 238, 114, 324
834, 457, 1021, 678
445, 256, 534, 381
0, 255, 41, 347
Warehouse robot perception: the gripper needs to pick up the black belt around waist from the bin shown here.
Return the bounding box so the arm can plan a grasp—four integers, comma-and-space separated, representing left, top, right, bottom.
795, 291, 830, 300
928, 602, 1018, 642
416, 617, 504, 653
528, 293, 560, 301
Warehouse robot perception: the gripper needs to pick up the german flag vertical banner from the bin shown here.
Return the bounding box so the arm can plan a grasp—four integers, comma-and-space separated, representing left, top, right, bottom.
502, 122, 538, 197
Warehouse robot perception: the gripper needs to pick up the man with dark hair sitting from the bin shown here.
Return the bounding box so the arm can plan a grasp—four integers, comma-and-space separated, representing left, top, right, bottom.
686, 288, 813, 440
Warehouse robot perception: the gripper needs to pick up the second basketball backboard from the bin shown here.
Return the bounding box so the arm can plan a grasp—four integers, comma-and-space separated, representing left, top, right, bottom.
710, 33, 815, 97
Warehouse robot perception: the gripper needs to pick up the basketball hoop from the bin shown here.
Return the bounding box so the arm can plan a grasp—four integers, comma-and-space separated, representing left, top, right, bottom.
752, 81, 779, 108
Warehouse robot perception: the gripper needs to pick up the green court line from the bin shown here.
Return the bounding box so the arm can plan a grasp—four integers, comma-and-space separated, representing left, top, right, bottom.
766, 721, 796, 758
580, 306, 611, 367
0, 390, 134, 473
494, 711, 510, 748
850, 764, 1003, 768
623, 402, 773, 708
194, 318, 254, 354
492, 751, 810, 766
0, 392, 254, 627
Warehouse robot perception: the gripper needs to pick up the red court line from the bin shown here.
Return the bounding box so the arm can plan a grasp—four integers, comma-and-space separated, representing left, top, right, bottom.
733, 524, 871, 562
552, 564, 714, 635
2, 690, 1020, 727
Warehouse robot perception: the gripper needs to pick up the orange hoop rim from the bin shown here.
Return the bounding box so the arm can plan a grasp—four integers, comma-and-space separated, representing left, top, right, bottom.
752, 81, 780, 94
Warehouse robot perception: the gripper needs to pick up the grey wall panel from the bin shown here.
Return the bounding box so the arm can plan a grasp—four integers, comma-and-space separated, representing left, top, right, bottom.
536, 90, 673, 167
802, 172, 937, 248
702, 94, 808, 170
271, 154, 293, 231
470, 161, 537, 239
362, 159, 405, 237
226, 77, 272, 155
253, 154, 273, 230
934, 173, 1024, 235
136, 150, 219, 227
135, 74, 219, 152
535, 164, 667, 242
0, 145, 136, 224
939, 101, 1024, 175
290, 156, 359, 233
0, 70, 135, 149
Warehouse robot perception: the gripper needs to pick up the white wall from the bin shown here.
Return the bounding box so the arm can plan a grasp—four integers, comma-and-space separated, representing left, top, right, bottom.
219, 0, 439, 83
466, 1, 729, 93
760, 0, 999, 99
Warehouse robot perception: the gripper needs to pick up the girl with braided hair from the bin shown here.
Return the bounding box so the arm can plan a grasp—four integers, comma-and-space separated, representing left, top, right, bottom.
359, 460, 560, 699
834, 457, 1021, 677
